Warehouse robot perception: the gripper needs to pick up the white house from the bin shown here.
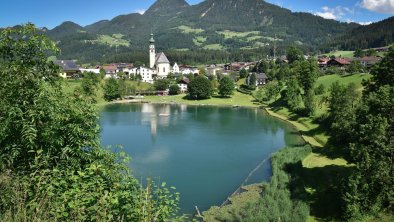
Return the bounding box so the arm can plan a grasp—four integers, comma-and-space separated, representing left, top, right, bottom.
172, 62, 180, 73
80, 68, 100, 74
137, 66, 155, 83
178, 77, 190, 93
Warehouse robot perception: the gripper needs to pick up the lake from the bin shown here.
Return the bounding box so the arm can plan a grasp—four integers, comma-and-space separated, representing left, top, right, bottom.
99, 103, 303, 214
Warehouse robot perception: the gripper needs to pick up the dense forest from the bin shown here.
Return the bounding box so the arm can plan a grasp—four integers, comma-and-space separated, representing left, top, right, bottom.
323, 16, 394, 51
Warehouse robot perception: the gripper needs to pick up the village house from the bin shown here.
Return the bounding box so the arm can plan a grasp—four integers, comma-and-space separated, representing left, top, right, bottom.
102, 64, 118, 79
356, 56, 382, 67
178, 77, 190, 93
327, 58, 352, 67
54, 60, 80, 78
80, 68, 100, 74
247, 73, 268, 86
318, 58, 330, 68
172, 63, 180, 73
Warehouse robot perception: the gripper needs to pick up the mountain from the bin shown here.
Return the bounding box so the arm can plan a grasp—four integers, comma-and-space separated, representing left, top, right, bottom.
47, 21, 85, 39
324, 16, 394, 51
145, 0, 189, 16
42, 0, 364, 63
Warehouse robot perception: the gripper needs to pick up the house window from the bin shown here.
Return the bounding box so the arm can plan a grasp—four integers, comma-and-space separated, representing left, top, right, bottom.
163, 67, 165, 73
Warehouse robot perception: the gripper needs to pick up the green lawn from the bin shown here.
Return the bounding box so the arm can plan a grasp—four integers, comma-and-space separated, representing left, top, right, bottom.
203, 44, 224, 50
323, 50, 354, 58
143, 91, 257, 107
217, 30, 260, 39
86, 34, 130, 47
316, 73, 372, 90
176, 25, 204, 34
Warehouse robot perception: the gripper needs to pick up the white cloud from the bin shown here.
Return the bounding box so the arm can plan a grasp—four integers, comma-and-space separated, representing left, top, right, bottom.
316, 11, 338, 19
315, 6, 348, 20
358, 21, 373, 25
134, 9, 146, 15
361, 0, 394, 14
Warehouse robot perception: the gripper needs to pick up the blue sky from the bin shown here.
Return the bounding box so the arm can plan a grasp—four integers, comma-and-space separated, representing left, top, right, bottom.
0, 0, 393, 29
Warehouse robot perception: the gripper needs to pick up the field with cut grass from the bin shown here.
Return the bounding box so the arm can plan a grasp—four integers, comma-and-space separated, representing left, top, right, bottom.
323, 50, 354, 58
217, 30, 260, 39
176, 25, 204, 34
86, 34, 130, 47
316, 73, 371, 89
203, 44, 224, 50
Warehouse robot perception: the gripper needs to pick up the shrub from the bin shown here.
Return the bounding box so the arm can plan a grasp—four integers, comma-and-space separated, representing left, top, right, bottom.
188, 76, 213, 100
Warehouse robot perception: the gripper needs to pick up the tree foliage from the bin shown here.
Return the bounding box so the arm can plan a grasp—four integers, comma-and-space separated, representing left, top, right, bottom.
218, 76, 235, 97
283, 78, 303, 112
103, 78, 120, 101
154, 79, 170, 91
287, 46, 304, 64
0, 24, 179, 221
342, 46, 394, 219
169, 84, 180, 95
188, 76, 213, 100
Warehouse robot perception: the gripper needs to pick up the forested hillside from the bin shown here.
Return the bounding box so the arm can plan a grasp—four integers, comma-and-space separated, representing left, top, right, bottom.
322, 16, 394, 51
40, 0, 360, 64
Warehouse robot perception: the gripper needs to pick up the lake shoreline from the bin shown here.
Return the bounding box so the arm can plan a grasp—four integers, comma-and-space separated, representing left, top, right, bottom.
103, 99, 314, 220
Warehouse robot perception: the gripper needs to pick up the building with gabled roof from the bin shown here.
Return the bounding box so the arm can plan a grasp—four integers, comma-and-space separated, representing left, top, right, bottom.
54, 60, 80, 78
149, 33, 175, 79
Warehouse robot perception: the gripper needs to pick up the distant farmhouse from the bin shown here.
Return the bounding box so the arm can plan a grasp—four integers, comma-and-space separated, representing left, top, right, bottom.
54, 60, 80, 78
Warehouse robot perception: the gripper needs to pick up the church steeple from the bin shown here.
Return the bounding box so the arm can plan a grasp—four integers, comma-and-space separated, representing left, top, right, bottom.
149, 33, 156, 69
149, 33, 155, 44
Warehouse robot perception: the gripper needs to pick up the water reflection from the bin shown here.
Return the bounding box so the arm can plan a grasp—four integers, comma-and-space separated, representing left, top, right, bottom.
99, 103, 304, 213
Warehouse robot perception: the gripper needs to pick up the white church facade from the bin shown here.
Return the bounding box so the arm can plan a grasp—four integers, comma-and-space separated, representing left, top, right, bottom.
124, 34, 178, 83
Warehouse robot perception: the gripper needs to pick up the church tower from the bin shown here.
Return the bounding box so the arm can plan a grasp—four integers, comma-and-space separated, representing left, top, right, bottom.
149, 33, 155, 69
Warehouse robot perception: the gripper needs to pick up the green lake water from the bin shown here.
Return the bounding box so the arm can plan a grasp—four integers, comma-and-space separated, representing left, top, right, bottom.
99, 103, 303, 214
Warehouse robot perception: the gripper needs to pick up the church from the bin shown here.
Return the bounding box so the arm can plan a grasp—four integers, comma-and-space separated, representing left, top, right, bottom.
124, 34, 177, 83
149, 33, 171, 79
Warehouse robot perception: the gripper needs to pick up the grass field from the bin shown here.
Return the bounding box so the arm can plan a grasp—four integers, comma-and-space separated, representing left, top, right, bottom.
203, 44, 224, 50
176, 25, 204, 34
193, 36, 207, 46
217, 30, 260, 39
323, 50, 355, 58
316, 73, 371, 89
86, 34, 130, 47
143, 91, 257, 107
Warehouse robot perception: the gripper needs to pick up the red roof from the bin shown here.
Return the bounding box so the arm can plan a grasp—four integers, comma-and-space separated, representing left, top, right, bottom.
102, 65, 117, 71
330, 58, 352, 65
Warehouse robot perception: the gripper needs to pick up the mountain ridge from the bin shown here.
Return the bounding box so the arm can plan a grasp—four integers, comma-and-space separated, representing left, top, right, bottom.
37, 0, 392, 63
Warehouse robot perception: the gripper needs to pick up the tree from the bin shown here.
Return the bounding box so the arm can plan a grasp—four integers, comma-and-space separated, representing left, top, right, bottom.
239, 68, 248, 78
287, 46, 304, 64
188, 76, 213, 100
154, 79, 169, 91
284, 78, 303, 112
81, 72, 100, 100
248, 73, 257, 86
103, 78, 120, 101
353, 49, 365, 58
169, 84, 180, 95
218, 76, 235, 97
303, 89, 317, 116
346, 61, 364, 74
253, 81, 281, 103
293, 59, 319, 93
327, 82, 359, 145
0, 24, 179, 221
343, 46, 394, 219
314, 83, 326, 95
